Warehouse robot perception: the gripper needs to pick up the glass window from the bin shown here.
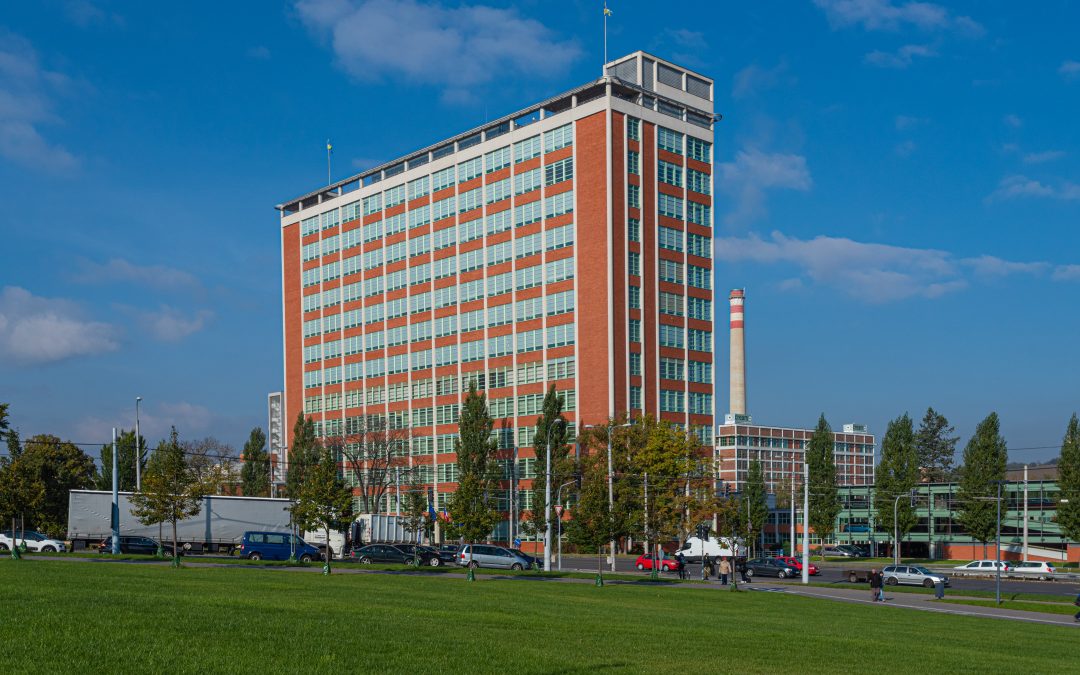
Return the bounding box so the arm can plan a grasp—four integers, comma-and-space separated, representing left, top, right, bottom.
687, 137, 711, 163
514, 135, 541, 163
458, 156, 482, 182
514, 167, 541, 195
485, 146, 511, 173
408, 176, 430, 200
658, 160, 683, 187
658, 127, 684, 155
627, 117, 640, 141
627, 150, 640, 175
545, 157, 573, 186
544, 124, 573, 153
432, 166, 456, 192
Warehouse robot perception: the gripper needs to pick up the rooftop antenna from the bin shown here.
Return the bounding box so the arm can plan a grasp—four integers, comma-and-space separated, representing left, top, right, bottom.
603, 1, 613, 72
326, 139, 332, 185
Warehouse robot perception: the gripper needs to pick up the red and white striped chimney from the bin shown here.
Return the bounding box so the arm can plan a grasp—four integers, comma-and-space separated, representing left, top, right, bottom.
729, 289, 747, 416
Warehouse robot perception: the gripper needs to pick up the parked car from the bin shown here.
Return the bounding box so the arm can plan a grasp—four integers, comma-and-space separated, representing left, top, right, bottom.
882, 565, 950, 588
96, 536, 165, 555
350, 543, 436, 565
511, 548, 543, 570
820, 546, 857, 558
775, 556, 819, 575
238, 531, 320, 562
0, 530, 66, 553
458, 544, 535, 570
438, 544, 461, 557
745, 557, 799, 578
634, 554, 680, 572
953, 560, 1012, 574
1010, 561, 1055, 580
388, 544, 443, 566
837, 545, 869, 557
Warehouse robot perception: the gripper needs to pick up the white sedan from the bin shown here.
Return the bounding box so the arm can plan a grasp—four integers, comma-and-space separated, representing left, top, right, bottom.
0, 530, 67, 553
953, 560, 1011, 574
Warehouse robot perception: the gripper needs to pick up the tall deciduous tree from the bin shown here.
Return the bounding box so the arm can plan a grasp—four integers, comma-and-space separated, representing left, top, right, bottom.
1054, 414, 1080, 542
0, 451, 45, 558
874, 413, 920, 556
130, 427, 207, 565
806, 414, 840, 558
915, 407, 959, 482
956, 412, 1008, 557
334, 416, 411, 514
400, 482, 431, 547
744, 456, 769, 555
566, 450, 618, 579
448, 383, 500, 571
95, 430, 147, 492
286, 412, 318, 499
527, 385, 569, 539
240, 427, 271, 497
18, 435, 96, 537
290, 446, 354, 574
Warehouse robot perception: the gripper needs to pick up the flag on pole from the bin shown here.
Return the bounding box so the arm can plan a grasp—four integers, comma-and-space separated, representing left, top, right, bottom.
326, 139, 333, 152
604, 7, 612, 16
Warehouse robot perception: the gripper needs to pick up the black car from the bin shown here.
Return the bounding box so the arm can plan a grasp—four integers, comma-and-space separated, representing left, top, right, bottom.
510, 548, 543, 570
395, 544, 448, 567
97, 536, 166, 555
745, 557, 798, 579
350, 543, 437, 565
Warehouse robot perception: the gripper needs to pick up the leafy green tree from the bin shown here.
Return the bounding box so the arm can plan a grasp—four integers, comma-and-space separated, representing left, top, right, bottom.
240, 427, 271, 497
18, 435, 96, 538
744, 456, 769, 556
565, 451, 618, 580
130, 427, 207, 566
7, 427, 22, 459
0, 450, 45, 558
95, 430, 146, 492
290, 446, 354, 574
400, 482, 432, 552
0, 402, 9, 443
915, 407, 959, 482
286, 412, 318, 499
874, 413, 920, 557
448, 383, 500, 573
526, 385, 569, 539
1054, 414, 1080, 542
806, 414, 840, 559
956, 412, 1008, 557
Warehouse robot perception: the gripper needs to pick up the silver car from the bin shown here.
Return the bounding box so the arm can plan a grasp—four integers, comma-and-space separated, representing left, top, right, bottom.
882, 564, 950, 588
457, 544, 534, 570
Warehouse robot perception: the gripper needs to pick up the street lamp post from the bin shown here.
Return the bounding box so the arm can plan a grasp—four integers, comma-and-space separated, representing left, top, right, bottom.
543, 419, 566, 572
994, 480, 1003, 605
585, 421, 632, 572
135, 396, 143, 491
556, 480, 575, 571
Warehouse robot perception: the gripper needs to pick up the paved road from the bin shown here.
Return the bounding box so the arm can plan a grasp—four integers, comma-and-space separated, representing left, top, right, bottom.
557, 555, 1077, 596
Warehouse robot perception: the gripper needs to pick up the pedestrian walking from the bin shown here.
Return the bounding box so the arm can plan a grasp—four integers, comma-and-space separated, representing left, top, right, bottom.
736, 557, 750, 583
719, 557, 731, 586
675, 551, 686, 580
1073, 590, 1080, 622
702, 553, 711, 580
869, 568, 883, 602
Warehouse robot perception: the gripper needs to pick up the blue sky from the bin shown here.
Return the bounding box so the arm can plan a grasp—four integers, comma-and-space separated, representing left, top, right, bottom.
1, 0, 1077, 464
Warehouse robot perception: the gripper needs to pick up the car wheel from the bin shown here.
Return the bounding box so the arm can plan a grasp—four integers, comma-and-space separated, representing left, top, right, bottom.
429, 557, 441, 567
41, 545, 56, 553
248, 552, 262, 561
0, 543, 8, 551
360, 556, 372, 564
848, 573, 858, 583
746, 569, 754, 578
923, 579, 934, 588
468, 561, 479, 569
511, 563, 523, 571
778, 570, 786, 579
636, 563, 644, 570
887, 577, 899, 586
299, 554, 313, 563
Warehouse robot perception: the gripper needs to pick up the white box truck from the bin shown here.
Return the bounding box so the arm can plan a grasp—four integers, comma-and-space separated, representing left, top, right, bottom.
676, 536, 745, 563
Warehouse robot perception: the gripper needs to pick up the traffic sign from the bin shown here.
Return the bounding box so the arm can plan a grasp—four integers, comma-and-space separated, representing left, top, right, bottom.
555, 505, 564, 516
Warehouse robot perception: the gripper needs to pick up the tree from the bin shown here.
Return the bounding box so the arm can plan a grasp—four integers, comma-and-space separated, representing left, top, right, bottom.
526, 385, 569, 540
744, 456, 769, 556
0, 402, 9, 443
915, 407, 959, 482
18, 435, 96, 538
448, 383, 500, 575
240, 427, 271, 497
182, 436, 238, 494
129, 427, 207, 566
0, 452, 45, 559
6, 427, 22, 460
95, 429, 146, 492
286, 412, 318, 499
1054, 414, 1080, 542
956, 412, 1008, 557
806, 414, 840, 559
334, 416, 411, 514
400, 482, 432, 550
874, 413, 920, 557
565, 451, 617, 581
290, 446, 354, 574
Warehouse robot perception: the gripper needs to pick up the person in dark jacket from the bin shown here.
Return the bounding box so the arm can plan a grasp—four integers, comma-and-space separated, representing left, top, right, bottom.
702, 553, 711, 580
869, 568, 884, 602
675, 551, 686, 579
736, 557, 750, 583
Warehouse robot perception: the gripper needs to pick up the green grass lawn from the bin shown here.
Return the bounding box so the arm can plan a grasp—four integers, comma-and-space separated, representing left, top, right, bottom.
1, 559, 1076, 673
937, 598, 1080, 616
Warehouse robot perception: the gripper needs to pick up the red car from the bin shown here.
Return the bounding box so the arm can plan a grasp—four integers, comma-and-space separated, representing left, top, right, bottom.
635, 554, 680, 572
775, 556, 819, 575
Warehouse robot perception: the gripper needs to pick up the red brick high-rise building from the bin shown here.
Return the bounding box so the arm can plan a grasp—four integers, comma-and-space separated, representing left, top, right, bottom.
276, 51, 716, 542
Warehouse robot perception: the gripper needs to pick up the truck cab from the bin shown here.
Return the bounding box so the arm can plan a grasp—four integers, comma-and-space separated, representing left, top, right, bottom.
677, 536, 742, 563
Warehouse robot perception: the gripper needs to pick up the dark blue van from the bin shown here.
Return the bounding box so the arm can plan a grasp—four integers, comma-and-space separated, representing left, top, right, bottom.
239, 531, 321, 561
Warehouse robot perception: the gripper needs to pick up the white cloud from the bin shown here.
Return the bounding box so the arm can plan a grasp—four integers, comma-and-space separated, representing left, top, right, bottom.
1003, 113, 1022, 128
63, 1, 124, 27
989, 175, 1080, 201
717, 149, 812, 226
246, 45, 271, 60
137, 306, 213, 342
894, 140, 916, 157
865, 43, 936, 68
894, 114, 925, 130
732, 61, 792, 99
0, 31, 80, 172
75, 401, 216, 442
294, 0, 581, 97
1022, 150, 1065, 164
0, 286, 118, 365
813, 0, 982, 34
75, 257, 202, 293
713, 232, 1078, 303
1059, 60, 1080, 80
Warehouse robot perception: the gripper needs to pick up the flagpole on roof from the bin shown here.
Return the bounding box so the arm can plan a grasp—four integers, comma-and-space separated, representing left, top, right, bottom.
326, 139, 332, 185
603, 1, 612, 70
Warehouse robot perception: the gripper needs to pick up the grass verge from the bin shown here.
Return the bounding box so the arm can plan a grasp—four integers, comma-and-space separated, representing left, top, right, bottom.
801, 580, 1077, 603
1, 558, 1077, 672
937, 598, 1080, 616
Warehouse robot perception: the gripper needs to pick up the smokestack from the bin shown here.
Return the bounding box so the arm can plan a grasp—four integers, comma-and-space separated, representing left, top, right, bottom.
729, 289, 747, 416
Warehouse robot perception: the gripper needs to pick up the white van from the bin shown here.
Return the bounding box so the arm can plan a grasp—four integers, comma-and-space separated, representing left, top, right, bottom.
677, 536, 744, 563
302, 528, 347, 559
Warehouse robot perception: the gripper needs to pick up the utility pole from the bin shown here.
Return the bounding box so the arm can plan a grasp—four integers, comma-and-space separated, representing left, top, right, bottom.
995, 480, 1003, 605
1022, 465, 1029, 562
790, 454, 796, 557
801, 460, 809, 584
111, 427, 120, 555
135, 396, 143, 491
543, 419, 565, 572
